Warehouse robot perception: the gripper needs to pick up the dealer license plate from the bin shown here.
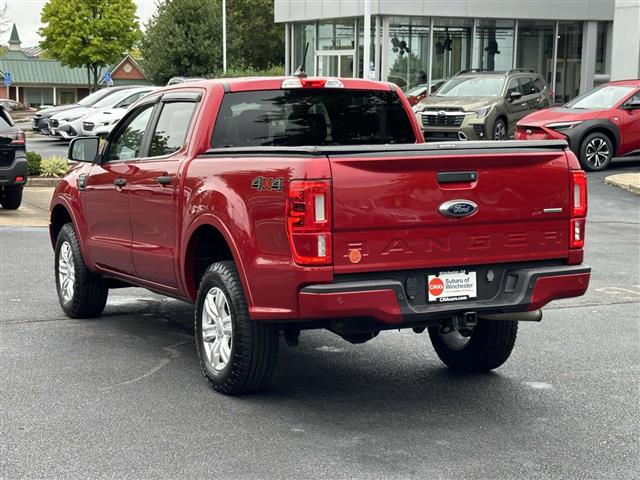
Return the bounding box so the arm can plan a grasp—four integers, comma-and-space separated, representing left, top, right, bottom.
427, 270, 477, 303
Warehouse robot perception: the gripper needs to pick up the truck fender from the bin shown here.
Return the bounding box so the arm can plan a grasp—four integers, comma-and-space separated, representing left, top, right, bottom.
181, 212, 254, 306
49, 192, 94, 269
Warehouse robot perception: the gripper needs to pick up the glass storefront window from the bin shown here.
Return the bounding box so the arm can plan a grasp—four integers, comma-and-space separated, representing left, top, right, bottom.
317, 19, 355, 51
431, 18, 473, 83
386, 16, 430, 91
516, 20, 555, 85
595, 21, 609, 75
556, 22, 583, 104
473, 19, 514, 71
294, 23, 316, 75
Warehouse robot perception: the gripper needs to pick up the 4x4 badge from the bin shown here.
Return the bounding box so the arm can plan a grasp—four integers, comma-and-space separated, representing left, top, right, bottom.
251, 176, 283, 192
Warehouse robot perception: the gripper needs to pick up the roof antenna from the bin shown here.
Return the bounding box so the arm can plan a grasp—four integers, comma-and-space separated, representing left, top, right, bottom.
293, 42, 309, 78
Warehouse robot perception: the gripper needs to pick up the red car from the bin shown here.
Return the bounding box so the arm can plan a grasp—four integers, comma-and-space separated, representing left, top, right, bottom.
516, 79, 640, 170
51, 77, 590, 395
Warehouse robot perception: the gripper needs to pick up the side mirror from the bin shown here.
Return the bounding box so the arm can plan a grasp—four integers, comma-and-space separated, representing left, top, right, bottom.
623, 100, 640, 110
508, 91, 523, 102
69, 137, 100, 163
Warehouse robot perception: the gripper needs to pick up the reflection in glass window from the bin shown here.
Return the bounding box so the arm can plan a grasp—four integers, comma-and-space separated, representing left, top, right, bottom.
556, 22, 583, 104
473, 19, 514, 72
149, 102, 197, 157
595, 22, 610, 75
431, 18, 473, 82
294, 22, 315, 74
516, 20, 555, 86
387, 17, 430, 91
106, 106, 153, 161
317, 19, 355, 51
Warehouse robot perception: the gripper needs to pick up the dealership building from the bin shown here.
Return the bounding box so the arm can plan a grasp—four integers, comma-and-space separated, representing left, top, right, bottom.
276, 0, 640, 103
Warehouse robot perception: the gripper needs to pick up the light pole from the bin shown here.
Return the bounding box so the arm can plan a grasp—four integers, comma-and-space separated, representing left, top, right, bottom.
222, 0, 227, 73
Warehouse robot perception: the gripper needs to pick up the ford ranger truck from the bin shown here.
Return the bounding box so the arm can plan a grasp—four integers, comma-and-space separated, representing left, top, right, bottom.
50, 77, 591, 395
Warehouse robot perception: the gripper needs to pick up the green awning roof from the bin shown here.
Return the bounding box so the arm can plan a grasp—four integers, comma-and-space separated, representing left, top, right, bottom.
0, 52, 108, 86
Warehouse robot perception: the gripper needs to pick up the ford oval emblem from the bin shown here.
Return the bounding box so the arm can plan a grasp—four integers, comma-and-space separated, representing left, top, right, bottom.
439, 199, 478, 218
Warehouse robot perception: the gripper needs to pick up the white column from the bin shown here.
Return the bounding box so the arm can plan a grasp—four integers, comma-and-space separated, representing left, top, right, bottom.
580, 21, 598, 94
374, 16, 381, 80
381, 16, 389, 82
285, 23, 291, 75
363, 0, 371, 79
53, 86, 57, 105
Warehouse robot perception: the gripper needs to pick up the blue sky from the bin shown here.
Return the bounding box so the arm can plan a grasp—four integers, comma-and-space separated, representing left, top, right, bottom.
1, 0, 158, 47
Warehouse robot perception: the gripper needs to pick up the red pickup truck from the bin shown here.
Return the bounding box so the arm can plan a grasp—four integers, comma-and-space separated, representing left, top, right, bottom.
50, 77, 591, 395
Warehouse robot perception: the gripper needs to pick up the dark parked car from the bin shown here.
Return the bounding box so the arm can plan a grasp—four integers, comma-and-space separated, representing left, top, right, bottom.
516, 79, 640, 171
0, 106, 27, 209
414, 69, 552, 141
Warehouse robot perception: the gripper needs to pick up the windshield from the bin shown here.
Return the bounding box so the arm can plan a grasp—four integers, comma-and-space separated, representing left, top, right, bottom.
566, 85, 636, 110
212, 89, 416, 147
93, 89, 139, 109
436, 77, 505, 97
77, 88, 120, 106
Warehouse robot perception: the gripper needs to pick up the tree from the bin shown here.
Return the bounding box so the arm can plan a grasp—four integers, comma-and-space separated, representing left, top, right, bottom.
227, 0, 284, 70
140, 0, 284, 84
39, 0, 141, 90
140, 0, 222, 85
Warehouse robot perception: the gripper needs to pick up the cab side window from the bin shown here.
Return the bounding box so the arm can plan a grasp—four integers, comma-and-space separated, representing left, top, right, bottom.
519, 77, 537, 95
148, 102, 197, 157
105, 105, 154, 162
506, 78, 523, 96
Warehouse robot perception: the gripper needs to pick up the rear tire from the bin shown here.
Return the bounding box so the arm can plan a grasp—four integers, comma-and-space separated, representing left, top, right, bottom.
0, 186, 23, 210
579, 132, 613, 171
195, 261, 279, 395
55, 223, 108, 318
428, 319, 518, 373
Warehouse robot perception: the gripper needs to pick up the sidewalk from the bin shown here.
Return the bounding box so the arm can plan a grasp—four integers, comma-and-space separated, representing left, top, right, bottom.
604, 172, 640, 195
0, 187, 54, 227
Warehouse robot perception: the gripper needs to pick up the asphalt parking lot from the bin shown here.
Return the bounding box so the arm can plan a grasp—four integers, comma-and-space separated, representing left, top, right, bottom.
1, 165, 639, 479
25, 134, 69, 159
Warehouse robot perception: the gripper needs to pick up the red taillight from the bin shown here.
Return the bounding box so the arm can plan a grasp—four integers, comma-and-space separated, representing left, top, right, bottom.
15, 175, 24, 182
571, 171, 587, 217
286, 180, 332, 265
10, 131, 26, 145
569, 170, 587, 249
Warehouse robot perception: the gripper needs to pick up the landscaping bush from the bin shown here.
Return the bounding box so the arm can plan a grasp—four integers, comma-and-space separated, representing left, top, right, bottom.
40, 157, 69, 178
217, 64, 285, 78
26, 151, 43, 176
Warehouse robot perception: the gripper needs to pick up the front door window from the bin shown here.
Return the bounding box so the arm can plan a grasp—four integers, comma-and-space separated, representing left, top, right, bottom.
105, 105, 154, 162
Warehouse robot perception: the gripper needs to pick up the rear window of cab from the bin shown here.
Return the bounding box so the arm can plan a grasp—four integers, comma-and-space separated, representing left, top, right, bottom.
211, 89, 416, 148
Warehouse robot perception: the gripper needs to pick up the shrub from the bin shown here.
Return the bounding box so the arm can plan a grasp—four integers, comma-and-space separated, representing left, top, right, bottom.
216, 64, 285, 78
26, 151, 43, 176
40, 156, 69, 178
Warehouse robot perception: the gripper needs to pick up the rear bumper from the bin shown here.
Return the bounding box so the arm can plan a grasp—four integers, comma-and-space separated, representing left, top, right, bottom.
0, 154, 28, 187
298, 264, 590, 324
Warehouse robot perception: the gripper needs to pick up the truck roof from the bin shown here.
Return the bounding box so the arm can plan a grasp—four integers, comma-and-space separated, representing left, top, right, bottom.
175, 77, 394, 92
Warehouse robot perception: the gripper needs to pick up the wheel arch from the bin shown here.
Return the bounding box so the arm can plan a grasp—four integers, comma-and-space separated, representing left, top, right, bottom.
566, 119, 620, 156
181, 214, 252, 304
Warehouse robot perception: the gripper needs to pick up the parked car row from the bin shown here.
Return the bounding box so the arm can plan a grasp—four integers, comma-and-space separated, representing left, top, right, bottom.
412, 69, 640, 171
32, 85, 157, 140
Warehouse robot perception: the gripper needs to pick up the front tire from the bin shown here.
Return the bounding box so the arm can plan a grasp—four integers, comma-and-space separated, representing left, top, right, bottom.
579, 132, 613, 171
195, 261, 279, 395
0, 186, 23, 210
492, 118, 507, 140
428, 319, 518, 373
55, 223, 108, 318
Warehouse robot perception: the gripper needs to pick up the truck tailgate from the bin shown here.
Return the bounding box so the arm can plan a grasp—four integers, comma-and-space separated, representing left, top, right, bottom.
329, 143, 570, 274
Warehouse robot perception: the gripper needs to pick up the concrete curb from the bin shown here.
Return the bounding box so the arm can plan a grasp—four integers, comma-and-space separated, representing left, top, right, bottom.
26, 177, 62, 187
604, 173, 640, 195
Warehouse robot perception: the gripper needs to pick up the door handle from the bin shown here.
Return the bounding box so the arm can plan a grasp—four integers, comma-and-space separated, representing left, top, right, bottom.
156, 175, 173, 185
113, 178, 127, 187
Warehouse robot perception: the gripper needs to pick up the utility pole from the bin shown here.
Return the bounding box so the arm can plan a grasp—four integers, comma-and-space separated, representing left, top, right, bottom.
222, 0, 227, 73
